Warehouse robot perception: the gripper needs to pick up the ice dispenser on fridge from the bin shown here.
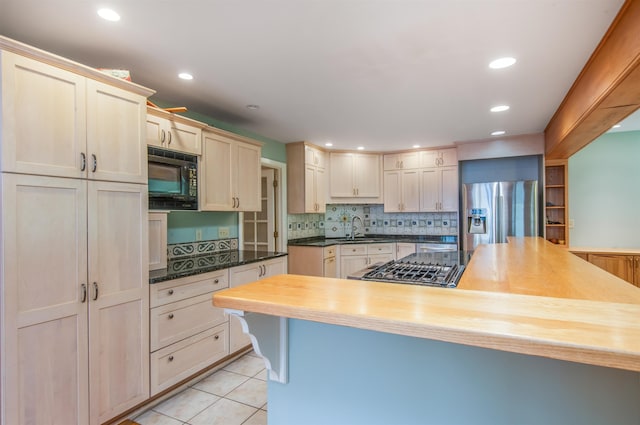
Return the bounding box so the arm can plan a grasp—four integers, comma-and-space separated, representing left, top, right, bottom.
468, 208, 487, 234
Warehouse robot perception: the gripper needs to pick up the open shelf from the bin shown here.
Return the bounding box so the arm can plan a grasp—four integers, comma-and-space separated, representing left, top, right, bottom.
544, 160, 568, 246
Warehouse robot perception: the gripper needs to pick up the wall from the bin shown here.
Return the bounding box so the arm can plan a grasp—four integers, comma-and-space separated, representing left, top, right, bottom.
569, 131, 640, 248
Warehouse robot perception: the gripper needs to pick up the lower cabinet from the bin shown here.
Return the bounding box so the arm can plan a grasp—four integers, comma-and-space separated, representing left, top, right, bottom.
149, 269, 230, 395
339, 243, 394, 278
288, 245, 336, 277
229, 256, 288, 353
396, 243, 416, 260
572, 251, 640, 288
1, 174, 149, 425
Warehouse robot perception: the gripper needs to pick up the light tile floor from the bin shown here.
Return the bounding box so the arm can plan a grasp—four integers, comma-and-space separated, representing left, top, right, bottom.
135, 352, 267, 425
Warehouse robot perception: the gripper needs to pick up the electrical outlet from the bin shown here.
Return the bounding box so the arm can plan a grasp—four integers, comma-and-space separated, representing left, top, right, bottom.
195, 228, 203, 241
218, 227, 230, 238
568, 219, 575, 229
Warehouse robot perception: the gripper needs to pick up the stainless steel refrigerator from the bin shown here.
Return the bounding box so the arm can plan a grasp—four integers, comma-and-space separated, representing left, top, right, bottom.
462, 180, 538, 251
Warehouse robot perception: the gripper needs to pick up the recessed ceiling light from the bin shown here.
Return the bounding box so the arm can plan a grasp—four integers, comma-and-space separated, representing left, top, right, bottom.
325, 142, 333, 147
178, 72, 193, 80
490, 105, 510, 112
246, 104, 260, 110
357, 146, 365, 150
413, 144, 421, 148
612, 124, 621, 128
97, 8, 120, 22
489, 57, 516, 69
491, 130, 506, 136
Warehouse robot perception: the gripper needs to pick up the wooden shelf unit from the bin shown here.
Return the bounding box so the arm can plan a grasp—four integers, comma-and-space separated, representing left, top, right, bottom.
544, 159, 568, 246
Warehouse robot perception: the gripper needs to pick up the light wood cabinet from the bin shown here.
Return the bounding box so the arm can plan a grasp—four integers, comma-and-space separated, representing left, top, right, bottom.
383, 152, 420, 170
149, 269, 230, 395
383, 169, 420, 212
0, 41, 153, 425
288, 245, 336, 277
228, 256, 287, 352
420, 148, 457, 168
570, 251, 640, 289
1, 51, 148, 184
420, 166, 458, 212
287, 142, 327, 213
201, 131, 262, 211
339, 243, 394, 278
329, 152, 382, 201
545, 160, 568, 246
149, 212, 168, 271
396, 243, 416, 259
2, 175, 149, 425
146, 108, 203, 155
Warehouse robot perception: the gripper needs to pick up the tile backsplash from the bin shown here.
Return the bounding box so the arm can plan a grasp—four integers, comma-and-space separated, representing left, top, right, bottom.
287, 205, 458, 240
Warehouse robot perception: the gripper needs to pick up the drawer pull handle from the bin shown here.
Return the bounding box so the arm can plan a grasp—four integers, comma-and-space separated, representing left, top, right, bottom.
168, 355, 174, 362
214, 279, 219, 284
214, 335, 219, 340
168, 289, 174, 295
168, 313, 174, 319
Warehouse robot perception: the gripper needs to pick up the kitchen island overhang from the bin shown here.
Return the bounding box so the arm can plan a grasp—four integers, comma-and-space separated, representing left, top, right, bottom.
213, 237, 640, 424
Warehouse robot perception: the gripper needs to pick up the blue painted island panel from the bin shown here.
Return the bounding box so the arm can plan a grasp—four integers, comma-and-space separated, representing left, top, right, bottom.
269, 319, 640, 425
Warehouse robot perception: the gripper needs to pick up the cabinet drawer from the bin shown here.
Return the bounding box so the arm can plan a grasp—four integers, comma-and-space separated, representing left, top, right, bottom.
151, 292, 227, 351
151, 269, 229, 307
368, 243, 394, 255
151, 323, 229, 395
340, 244, 368, 256
324, 246, 336, 258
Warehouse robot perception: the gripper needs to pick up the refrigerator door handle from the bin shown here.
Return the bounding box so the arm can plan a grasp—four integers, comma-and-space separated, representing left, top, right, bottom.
496, 195, 504, 243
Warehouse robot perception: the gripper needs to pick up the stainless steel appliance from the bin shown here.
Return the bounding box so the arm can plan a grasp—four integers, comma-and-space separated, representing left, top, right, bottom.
148, 147, 198, 210
462, 180, 538, 251
348, 252, 466, 288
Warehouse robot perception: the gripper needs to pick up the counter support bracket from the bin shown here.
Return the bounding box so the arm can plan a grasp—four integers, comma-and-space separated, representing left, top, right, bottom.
225, 309, 288, 383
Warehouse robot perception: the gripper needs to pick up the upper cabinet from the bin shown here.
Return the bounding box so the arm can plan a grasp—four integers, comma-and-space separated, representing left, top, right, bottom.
420, 166, 458, 212
420, 148, 457, 168
329, 152, 382, 202
200, 130, 262, 212
383, 152, 420, 170
383, 169, 420, 212
0, 51, 151, 184
146, 107, 203, 155
287, 142, 327, 213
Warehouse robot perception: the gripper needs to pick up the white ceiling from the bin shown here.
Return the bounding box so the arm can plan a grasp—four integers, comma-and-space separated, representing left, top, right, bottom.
0, 0, 632, 151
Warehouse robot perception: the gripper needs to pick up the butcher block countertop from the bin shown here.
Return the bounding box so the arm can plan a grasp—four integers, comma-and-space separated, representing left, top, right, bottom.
213, 237, 640, 372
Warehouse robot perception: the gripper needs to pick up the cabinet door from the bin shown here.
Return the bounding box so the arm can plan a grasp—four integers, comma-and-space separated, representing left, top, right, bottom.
396, 243, 416, 260
440, 167, 459, 211
383, 171, 402, 212
146, 113, 169, 148
324, 256, 337, 278
304, 164, 317, 212
86, 80, 147, 184
2, 174, 89, 425
329, 153, 356, 197
235, 141, 262, 211
167, 120, 202, 155
401, 170, 421, 212
420, 169, 439, 211
354, 154, 381, 197
201, 132, 234, 210
1, 51, 87, 178
440, 148, 458, 167
315, 167, 327, 213
420, 150, 440, 168
369, 253, 395, 266
263, 257, 287, 277
87, 182, 149, 425
149, 212, 168, 271
588, 254, 635, 285
340, 255, 368, 279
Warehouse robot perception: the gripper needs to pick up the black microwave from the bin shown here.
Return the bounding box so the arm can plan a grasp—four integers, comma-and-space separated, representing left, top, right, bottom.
148, 147, 198, 210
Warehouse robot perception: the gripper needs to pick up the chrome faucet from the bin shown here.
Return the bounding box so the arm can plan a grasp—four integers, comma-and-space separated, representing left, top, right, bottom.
350, 215, 364, 240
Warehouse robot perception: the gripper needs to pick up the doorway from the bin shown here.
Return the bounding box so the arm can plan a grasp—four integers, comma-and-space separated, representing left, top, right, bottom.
241, 159, 286, 252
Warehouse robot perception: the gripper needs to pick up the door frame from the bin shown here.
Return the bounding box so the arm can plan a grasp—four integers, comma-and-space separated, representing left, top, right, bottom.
239, 158, 287, 253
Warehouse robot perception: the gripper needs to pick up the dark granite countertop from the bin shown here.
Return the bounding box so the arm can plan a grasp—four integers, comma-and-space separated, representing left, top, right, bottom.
287, 235, 457, 247
149, 250, 288, 284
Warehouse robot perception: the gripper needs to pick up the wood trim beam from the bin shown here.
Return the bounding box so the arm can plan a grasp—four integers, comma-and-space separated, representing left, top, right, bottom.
545, 0, 640, 159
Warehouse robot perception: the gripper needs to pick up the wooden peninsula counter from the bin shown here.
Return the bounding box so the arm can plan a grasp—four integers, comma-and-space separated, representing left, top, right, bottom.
213, 237, 640, 425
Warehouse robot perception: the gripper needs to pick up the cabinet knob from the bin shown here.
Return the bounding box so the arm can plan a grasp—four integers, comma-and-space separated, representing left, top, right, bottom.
168, 313, 174, 319
168, 289, 174, 295
168, 355, 174, 362
214, 335, 220, 340
214, 279, 219, 284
